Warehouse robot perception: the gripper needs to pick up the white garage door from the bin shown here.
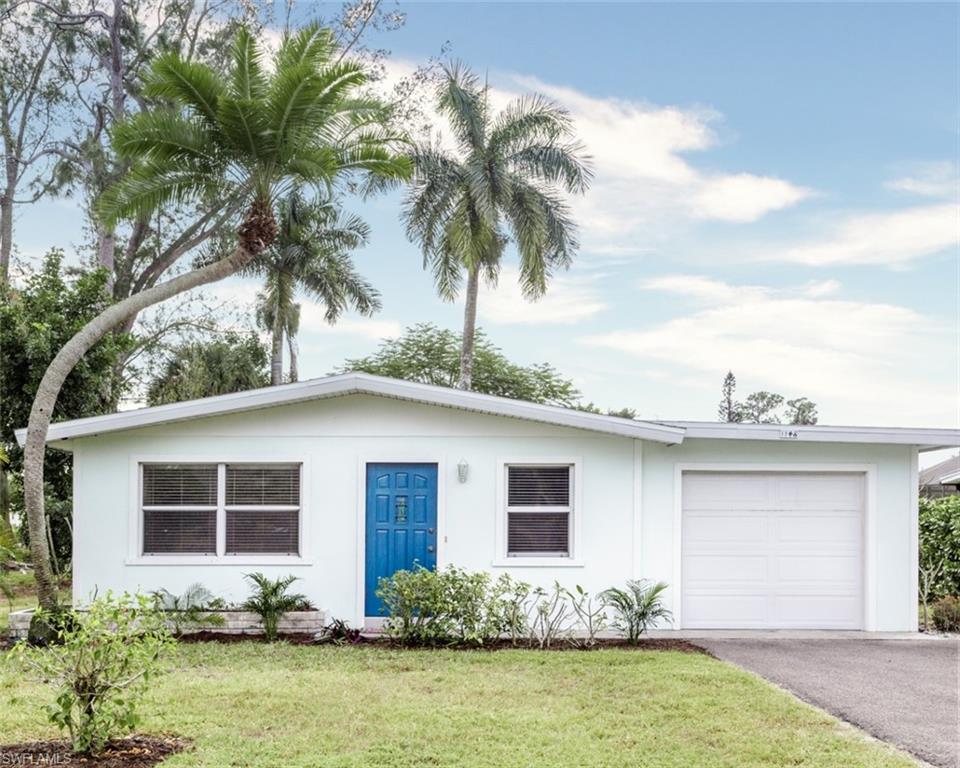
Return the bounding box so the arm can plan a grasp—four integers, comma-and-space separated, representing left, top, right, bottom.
681, 472, 864, 629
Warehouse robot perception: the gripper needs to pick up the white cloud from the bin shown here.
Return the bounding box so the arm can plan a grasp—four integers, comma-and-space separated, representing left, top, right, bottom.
763, 203, 958, 266
378, 60, 813, 256
886, 161, 959, 198
477, 266, 606, 325
582, 276, 955, 425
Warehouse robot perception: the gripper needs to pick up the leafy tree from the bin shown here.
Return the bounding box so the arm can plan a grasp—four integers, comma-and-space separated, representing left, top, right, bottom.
784, 396, 818, 425
919, 495, 960, 598
716, 371, 818, 425
146, 333, 269, 406
0, 251, 130, 562
246, 191, 379, 385
338, 323, 583, 407
22, 24, 410, 610
401, 63, 591, 390
718, 371, 742, 422
740, 391, 784, 424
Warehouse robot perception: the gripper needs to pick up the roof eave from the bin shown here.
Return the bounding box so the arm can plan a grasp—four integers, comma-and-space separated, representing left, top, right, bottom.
14, 373, 686, 447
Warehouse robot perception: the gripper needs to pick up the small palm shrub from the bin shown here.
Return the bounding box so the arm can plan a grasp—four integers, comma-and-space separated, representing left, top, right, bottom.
932, 595, 960, 632
9, 592, 173, 754
152, 583, 226, 635
601, 580, 672, 643
242, 573, 311, 642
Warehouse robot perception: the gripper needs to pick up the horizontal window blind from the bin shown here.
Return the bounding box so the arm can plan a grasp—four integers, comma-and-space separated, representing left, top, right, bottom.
226, 465, 300, 506
143, 509, 216, 554
507, 465, 571, 507
140, 462, 301, 557
142, 464, 217, 506
507, 512, 569, 555
226, 510, 299, 554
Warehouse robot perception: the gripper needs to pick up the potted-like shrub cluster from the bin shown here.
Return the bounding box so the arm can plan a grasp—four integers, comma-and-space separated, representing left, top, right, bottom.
375, 565, 673, 648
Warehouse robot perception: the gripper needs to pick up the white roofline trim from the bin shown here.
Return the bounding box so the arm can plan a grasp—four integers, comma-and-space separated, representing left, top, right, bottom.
938, 470, 960, 485
656, 420, 960, 451
14, 373, 686, 448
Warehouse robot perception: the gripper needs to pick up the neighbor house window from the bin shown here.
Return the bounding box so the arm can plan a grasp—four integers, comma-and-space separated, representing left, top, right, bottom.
505, 464, 573, 557
140, 463, 301, 557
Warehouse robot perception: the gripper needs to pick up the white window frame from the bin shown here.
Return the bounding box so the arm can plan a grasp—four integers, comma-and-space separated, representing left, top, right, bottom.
493, 457, 583, 567
127, 455, 310, 566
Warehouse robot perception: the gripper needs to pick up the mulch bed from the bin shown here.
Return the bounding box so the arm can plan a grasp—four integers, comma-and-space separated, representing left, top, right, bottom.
0, 736, 188, 767
176, 631, 707, 654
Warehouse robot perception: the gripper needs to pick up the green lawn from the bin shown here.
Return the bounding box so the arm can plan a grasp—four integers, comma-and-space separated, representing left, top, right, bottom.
0, 642, 916, 767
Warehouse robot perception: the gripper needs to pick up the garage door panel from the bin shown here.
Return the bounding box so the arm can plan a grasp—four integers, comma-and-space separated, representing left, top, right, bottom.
773, 595, 861, 628
681, 472, 864, 630
681, 473, 770, 510
683, 513, 767, 544
682, 594, 768, 626
774, 474, 862, 510
775, 513, 861, 545
684, 554, 768, 584
774, 554, 861, 584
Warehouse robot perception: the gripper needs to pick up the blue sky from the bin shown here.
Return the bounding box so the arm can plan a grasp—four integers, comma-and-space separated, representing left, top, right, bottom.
12, 1, 960, 429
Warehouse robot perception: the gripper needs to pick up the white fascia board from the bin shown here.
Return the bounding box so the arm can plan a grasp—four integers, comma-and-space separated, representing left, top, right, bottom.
658, 420, 960, 451
15, 373, 685, 448
939, 470, 960, 485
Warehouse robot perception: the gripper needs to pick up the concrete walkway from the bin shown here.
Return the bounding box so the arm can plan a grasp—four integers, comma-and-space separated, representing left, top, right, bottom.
695, 637, 959, 768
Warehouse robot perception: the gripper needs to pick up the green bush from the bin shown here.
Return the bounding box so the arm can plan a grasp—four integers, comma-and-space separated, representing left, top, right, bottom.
601, 580, 672, 643
376, 566, 529, 647
242, 572, 311, 642
919, 495, 960, 597
152, 583, 226, 635
9, 593, 173, 754
932, 596, 960, 632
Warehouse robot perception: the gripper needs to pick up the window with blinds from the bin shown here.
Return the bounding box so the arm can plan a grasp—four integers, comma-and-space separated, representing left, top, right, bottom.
225, 465, 300, 555
140, 462, 301, 557
505, 464, 572, 557
142, 465, 217, 554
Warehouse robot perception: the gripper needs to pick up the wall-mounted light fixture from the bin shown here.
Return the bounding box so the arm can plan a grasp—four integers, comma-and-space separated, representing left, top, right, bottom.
457, 459, 469, 483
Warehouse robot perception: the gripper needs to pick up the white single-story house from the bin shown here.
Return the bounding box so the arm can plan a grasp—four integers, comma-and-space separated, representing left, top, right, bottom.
16, 373, 959, 632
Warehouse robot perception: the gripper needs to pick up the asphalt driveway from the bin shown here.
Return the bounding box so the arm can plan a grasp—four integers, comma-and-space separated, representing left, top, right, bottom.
696, 637, 959, 767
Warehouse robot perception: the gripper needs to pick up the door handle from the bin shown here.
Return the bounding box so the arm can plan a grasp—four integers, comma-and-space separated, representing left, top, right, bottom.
427, 545, 435, 553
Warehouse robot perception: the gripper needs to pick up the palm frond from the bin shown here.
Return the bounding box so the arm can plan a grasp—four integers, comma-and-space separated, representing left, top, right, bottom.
507, 141, 593, 194
231, 26, 267, 101
489, 94, 571, 157
275, 23, 336, 72
111, 109, 216, 165
143, 52, 225, 126
437, 62, 488, 155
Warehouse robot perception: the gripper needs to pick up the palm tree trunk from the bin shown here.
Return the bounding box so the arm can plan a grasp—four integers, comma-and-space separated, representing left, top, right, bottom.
22, 244, 256, 610
270, 303, 284, 386
457, 263, 480, 390
287, 334, 298, 383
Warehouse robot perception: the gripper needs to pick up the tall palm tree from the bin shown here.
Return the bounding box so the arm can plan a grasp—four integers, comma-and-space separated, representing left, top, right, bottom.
402, 64, 592, 390
22, 24, 409, 610
249, 192, 378, 385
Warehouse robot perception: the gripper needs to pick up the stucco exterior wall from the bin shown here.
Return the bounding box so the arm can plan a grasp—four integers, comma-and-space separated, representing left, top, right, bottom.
69, 394, 918, 630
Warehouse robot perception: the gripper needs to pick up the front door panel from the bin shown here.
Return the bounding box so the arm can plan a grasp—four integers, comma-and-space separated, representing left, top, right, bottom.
365, 463, 438, 616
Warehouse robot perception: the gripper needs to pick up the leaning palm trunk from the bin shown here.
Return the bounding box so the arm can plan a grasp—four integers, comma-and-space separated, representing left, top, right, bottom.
287, 334, 298, 383
23, 244, 256, 609
457, 264, 480, 390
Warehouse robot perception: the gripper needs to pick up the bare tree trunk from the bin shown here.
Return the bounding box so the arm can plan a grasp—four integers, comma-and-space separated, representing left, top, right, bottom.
0, 186, 11, 285
23, 244, 256, 609
457, 263, 480, 390
270, 304, 284, 386
287, 333, 298, 383
0, 466, 13, 546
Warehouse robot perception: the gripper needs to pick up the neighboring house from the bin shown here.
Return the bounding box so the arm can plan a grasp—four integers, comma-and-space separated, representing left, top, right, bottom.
16, 373, 960, 632
919, 455, 960, 498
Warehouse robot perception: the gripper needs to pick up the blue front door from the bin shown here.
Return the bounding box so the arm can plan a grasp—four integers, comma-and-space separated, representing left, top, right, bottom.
365, 463, 438, 616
